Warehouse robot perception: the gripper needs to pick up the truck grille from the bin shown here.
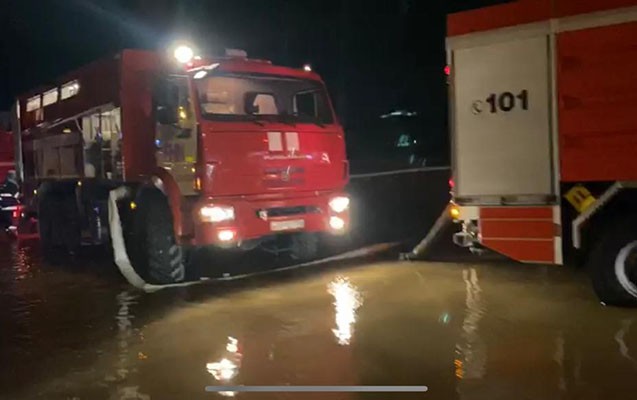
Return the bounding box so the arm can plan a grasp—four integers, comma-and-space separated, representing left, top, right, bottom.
256, 205, 320, 219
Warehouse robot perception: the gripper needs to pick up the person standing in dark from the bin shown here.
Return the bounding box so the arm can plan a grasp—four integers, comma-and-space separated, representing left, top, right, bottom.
0, 170, 18, 196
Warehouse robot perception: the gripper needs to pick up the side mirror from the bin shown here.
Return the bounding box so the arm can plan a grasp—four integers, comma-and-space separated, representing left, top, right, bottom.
156, 105, 179, 125
154, 78, 180, 125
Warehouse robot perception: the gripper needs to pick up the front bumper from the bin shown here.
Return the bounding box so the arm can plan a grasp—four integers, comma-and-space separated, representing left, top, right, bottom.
192, 192, 350, 246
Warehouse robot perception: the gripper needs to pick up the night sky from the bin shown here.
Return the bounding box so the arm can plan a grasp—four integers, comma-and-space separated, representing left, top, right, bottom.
0, 0, 506, 163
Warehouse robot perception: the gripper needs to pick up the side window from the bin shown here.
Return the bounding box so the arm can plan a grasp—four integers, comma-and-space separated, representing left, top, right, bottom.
252, 93, 278, 115
295, 91, 317, 117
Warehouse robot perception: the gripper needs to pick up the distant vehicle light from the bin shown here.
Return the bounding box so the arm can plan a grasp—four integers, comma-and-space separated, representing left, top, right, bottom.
200, 205, 235, 222
329, 196, 350, 213
174, 45, 195, 64
329, 216, 346, 231
217, 229, 236, 242
303, 64, 312, 72
193, 70, 208, 80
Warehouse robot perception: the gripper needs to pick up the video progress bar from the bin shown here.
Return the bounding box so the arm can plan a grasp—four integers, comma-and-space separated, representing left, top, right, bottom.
205, 386, 428, 392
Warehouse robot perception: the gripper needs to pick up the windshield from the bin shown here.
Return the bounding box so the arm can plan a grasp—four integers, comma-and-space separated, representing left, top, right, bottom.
195, 74, 334, 124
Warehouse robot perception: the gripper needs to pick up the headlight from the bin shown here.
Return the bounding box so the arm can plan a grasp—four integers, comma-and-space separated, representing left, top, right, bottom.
329, 216, 346, 231
200, 205, 235, 222
329, 196, 350, 213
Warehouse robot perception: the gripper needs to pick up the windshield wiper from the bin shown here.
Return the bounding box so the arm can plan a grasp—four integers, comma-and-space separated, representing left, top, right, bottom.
303, 116, 325, 128
247, 115, 265, 126
276, 112, 297, 127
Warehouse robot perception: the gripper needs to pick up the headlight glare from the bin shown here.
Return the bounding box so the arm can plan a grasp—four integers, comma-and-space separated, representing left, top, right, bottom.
200, 205, 235, 222
329, 196, 350, 213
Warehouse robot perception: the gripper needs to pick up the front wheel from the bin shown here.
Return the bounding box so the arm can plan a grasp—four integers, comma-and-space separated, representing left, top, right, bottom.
131, 187, 185, 284
589, 219, 637, 307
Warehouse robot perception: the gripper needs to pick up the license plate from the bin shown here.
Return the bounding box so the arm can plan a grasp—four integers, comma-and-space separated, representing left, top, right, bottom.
270, 219, 305, 232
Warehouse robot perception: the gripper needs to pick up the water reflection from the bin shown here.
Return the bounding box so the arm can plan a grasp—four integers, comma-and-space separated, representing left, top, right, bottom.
12, 244, 34, 281
107, 290, 150, 400
206, 336, 243, 397
328, 277, 362, 345
455, 268, 486, 384
615, 318, 637, 365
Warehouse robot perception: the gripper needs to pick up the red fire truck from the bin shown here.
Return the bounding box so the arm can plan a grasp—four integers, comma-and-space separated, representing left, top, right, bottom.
0, 115, 13, 181
447, 0, 637, 305
13, 47, 350, 283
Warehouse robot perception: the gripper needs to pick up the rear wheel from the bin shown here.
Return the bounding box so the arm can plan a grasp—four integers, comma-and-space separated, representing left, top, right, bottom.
38, 185, 81, 261
131, 187, 185, 284
589, 218, 637, 307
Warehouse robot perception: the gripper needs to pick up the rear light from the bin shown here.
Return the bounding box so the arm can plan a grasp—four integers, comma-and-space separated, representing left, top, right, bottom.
448, 178, 455, 189
449, 204, 460, 220
12, 205, 23, 220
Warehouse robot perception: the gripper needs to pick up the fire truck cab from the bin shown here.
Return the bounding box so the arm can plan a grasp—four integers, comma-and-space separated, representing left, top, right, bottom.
14, 48, 350, 283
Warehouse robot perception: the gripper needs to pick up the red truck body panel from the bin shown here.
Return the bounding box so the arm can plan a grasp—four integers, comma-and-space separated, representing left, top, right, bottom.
0, 130, 13, 181
558, 21, 637, 182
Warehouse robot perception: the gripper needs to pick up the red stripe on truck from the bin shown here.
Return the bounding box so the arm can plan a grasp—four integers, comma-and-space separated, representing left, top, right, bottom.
479, 206, 558, 264
447, 0, 637, 37
481, 220, 555, 240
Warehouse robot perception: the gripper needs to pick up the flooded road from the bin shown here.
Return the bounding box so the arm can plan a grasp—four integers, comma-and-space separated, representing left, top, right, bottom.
2, 240, 637, 399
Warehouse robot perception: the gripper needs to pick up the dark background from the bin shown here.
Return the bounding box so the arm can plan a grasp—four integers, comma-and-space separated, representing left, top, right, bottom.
0, 0, 506, 168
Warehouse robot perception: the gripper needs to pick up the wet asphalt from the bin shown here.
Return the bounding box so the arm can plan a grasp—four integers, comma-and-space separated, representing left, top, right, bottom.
1, 238, 637, 400
2, 170, 637, 399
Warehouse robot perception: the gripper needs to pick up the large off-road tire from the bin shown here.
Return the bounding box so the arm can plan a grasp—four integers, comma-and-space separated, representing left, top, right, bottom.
131, 187, 184, 284
290, 232, 320, 261
589, 219, 637, 307
38, 185, 81, 261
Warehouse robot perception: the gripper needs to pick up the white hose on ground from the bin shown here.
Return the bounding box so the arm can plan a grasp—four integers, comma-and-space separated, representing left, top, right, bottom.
108, 186, 203, 292
404, 205, 452, 260
108, 187, 399, 291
